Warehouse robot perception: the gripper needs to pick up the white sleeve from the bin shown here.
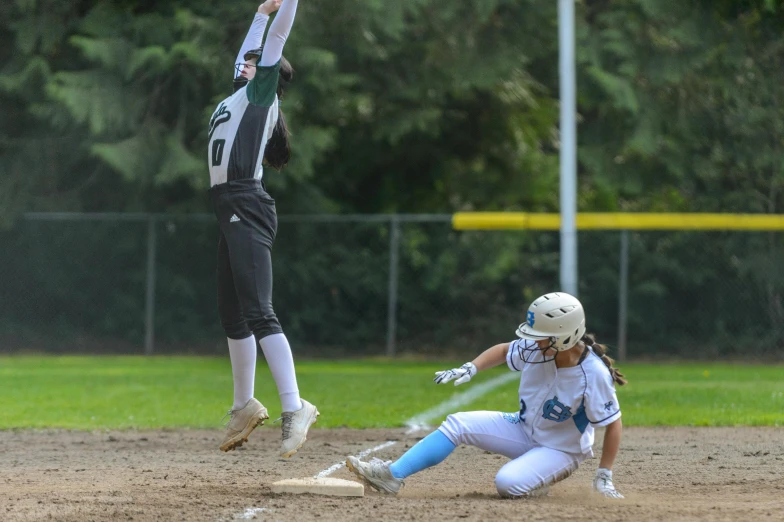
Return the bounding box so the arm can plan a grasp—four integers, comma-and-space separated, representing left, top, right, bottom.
585, 371, 621, 427
260, 0, 299, 66
235, 13, 270, 79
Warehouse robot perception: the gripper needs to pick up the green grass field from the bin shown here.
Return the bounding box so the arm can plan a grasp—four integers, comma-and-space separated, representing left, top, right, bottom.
1, 357, 782, 429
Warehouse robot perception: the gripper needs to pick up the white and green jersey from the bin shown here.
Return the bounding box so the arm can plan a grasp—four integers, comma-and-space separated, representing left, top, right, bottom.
207, 64, 280, 187
207, 0, 298, 187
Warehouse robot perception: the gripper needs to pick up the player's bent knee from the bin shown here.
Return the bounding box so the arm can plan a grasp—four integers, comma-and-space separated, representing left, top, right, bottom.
494, 472, 514, 497
494, 470, 537, 498
494, 475, 518, 498
439, 413, 469, 445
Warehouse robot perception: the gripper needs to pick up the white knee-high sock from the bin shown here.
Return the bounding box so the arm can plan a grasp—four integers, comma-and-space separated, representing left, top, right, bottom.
228, 335, 257, 411
259, 333, 302, 412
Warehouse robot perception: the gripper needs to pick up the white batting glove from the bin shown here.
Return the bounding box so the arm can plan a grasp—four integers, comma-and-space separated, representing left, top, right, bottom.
593, 468, 624, 499
434, 362, 477, 386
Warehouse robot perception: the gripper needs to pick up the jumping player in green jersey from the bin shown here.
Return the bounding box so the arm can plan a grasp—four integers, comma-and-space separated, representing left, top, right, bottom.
208, 0, 318, 458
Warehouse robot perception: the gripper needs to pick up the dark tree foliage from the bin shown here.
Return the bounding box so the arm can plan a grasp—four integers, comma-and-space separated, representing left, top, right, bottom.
1, 1, 782, 355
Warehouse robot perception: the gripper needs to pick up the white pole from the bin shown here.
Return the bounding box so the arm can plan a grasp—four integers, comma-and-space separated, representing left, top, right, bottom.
558, 0, 578, 296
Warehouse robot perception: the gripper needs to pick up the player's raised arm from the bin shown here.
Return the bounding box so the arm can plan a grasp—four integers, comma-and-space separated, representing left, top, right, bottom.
234, 1, 282, 79
259, 0, 299, 66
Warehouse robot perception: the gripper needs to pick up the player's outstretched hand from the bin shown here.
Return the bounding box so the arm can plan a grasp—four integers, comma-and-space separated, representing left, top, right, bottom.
434, 362, 477, 386
593, 468, 624, 499
258, 0, 282, 15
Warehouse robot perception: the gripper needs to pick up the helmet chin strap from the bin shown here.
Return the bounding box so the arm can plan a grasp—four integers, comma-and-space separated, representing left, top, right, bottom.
518, 337, 558, 364
520, 336, 585, 365
233, 77, 249, 93
233, 49, 261, 93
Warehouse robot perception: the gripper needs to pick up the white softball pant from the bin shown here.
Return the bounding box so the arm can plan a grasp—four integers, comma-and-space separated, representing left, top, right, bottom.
438, 411, 586, 497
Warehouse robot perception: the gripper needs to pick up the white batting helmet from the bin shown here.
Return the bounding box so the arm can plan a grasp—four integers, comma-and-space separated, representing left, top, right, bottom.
516, 292, 586, 352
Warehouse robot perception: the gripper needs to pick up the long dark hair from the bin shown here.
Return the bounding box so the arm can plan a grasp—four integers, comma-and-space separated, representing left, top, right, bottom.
264, 56, 293, 170
582, 334, 627, 386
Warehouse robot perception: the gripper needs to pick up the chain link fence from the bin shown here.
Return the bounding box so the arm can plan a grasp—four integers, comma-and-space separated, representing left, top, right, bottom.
0, 213, 782, 359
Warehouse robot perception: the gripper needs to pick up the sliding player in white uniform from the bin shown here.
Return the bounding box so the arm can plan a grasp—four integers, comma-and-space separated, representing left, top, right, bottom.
347, 292, 626, 499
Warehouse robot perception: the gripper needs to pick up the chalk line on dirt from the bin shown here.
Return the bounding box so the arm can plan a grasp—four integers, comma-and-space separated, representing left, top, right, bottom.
403, 372, 518, 433
233, 507, 271, 520
228, 370, 516, 518
315, 440, 398, 478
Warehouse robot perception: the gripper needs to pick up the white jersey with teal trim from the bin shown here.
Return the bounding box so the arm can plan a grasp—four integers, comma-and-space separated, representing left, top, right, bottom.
506, 339, 621, 456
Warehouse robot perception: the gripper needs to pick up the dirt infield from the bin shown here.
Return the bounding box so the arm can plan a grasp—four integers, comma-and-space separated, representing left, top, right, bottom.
1, 427, 782, 521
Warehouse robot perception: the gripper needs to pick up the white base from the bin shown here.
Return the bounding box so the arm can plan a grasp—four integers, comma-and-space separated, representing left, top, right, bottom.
270, 477, 364, 497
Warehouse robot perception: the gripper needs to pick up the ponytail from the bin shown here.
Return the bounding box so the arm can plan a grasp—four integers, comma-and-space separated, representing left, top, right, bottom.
263, 56, 294, 170
582, 334, 627, 386
264, 109, 290, 170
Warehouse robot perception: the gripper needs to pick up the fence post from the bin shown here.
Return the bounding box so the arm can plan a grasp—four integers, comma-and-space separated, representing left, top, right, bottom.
385, 216, 401, 357
617, 230, 629, 361
144, 216, 157, 355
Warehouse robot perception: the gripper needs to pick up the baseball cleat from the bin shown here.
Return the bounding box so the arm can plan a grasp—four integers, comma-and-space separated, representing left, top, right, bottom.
346, 456, 404, 494
220, 398, 269, 452
278, 399, 319, 458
